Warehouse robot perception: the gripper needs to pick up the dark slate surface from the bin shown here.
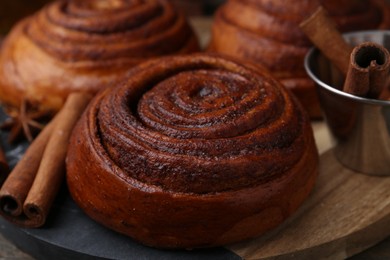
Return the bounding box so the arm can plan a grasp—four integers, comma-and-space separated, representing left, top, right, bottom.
0, 187, 240, 260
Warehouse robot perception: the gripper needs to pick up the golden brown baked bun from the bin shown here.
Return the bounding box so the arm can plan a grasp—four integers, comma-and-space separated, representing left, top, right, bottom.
0, 0, 199, 114
66, 53, 319, 249
209, 0, 390, 119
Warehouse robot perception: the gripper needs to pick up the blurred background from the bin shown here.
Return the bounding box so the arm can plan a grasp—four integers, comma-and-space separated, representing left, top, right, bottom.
0, 0, 226, 35
0, 0, 52, 35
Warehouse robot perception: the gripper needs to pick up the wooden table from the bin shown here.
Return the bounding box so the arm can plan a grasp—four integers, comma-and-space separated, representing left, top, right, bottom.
0, 233, 32, 259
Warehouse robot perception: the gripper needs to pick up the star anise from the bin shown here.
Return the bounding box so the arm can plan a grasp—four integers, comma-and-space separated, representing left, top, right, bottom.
1, 99, 50, 143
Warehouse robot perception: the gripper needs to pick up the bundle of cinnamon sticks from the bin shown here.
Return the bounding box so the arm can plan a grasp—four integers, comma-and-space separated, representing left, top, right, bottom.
300, 7, 390, 100
0, 92, 91, 227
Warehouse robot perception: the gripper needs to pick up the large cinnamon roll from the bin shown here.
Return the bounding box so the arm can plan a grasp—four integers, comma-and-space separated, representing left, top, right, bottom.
66, 53, 319, 249
209, 0, 390, 118
0, 0, 199, 114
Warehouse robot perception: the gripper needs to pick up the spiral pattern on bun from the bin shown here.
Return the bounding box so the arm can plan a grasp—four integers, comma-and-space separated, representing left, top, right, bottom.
66, 53, 319, 248
0, 0, 199, 113
209, 0, 390, 118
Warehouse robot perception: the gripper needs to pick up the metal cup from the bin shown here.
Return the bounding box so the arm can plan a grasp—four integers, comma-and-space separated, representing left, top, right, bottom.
305, 30, 390, 176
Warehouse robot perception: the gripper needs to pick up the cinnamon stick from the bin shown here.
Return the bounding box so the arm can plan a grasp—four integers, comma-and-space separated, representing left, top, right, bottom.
343, 42, 390, 98
300, 6, 353, 75
0, 120, 55, 225
0, 92, 91, 227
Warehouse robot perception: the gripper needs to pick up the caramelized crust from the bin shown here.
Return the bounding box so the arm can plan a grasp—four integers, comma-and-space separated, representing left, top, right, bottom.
0, 0, 199, 113
209, 0, 390, 118
66, 53, 319, 248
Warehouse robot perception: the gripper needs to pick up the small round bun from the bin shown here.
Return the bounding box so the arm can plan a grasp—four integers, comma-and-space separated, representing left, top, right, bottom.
0, 0, 199, 113
66, 53, 319, 249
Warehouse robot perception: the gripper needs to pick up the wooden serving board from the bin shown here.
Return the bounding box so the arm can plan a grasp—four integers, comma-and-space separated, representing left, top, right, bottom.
228, 128, 390, 259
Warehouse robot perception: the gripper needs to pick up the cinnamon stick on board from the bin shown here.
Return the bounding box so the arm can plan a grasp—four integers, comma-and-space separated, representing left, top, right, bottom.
343, 42, 390, 98
0, 92, 91, 227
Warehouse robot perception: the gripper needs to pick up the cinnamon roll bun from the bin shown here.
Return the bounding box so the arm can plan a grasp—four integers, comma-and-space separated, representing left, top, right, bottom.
209, 0, 390, 118
0, 0, 199, 114
66, 53, 319, 248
